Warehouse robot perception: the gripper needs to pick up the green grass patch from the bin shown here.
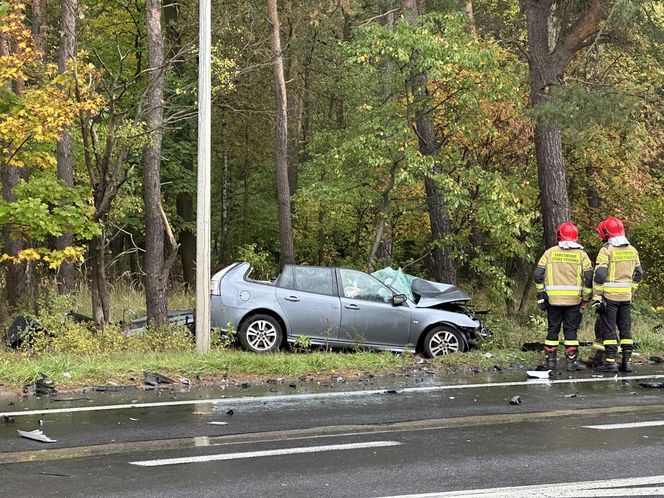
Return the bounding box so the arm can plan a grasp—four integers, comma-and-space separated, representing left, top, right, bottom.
0, 349, 412, 389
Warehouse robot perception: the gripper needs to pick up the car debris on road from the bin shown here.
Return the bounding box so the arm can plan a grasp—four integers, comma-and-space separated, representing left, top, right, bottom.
17, 429, 57, 443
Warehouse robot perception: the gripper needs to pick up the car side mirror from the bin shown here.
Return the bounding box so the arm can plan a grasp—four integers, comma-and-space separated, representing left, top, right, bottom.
392, 294, 407, 306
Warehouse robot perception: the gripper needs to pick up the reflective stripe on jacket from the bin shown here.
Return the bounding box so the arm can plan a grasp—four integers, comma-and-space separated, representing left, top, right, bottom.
533, 246, 593, 306
593, 243, 643, 302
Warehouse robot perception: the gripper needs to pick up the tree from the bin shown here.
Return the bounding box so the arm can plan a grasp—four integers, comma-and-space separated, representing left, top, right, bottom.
144, 0, 177, 327
0, 1, 99, 309
519, 0, 610, 247
267, 0, 295, 265
55, 0, 78, 293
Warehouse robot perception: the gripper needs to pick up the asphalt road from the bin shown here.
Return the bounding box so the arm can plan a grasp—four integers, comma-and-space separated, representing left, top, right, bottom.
2, 366, 664, 497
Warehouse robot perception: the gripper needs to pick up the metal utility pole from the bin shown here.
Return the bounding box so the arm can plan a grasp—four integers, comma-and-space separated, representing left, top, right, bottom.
195, 0, 212, 353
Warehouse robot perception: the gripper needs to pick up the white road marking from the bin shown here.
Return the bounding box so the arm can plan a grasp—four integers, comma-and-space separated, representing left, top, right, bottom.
379, 475, 664, 498
3, 373, 664, 418
584, 419, 664, 430
129, 440, 401, 467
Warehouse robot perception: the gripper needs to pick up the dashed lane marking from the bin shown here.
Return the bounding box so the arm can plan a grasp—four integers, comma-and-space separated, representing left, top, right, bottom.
584, 419, 664, 430
129, 440, 401, 466
379, 474, 664, 497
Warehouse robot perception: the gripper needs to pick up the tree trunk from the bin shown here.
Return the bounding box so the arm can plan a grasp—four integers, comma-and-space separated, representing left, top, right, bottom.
521, 0, 609, 247
220, 150, 230, 264
242, 128, 250, 245
30, 0, 45, 54
55, 0, 78, 293
465, 1, 477, 35
1, 35, 32, 310
144, 0, 176, 327
165, 2, 195, 289
267, 0, 295, 265
401, 0, 456, 284
89, 233, 110, 325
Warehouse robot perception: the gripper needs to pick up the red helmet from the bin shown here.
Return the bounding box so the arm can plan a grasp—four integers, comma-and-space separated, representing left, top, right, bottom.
556, 222, 579, 242
596, 220, 608, 242
603, 216, 625, 238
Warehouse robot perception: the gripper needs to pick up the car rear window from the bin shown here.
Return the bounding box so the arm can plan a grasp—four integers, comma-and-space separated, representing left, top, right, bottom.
293, 267, 335, 296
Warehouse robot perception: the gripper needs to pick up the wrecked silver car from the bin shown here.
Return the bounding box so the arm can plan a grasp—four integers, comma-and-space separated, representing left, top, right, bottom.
211, 263, 490, 357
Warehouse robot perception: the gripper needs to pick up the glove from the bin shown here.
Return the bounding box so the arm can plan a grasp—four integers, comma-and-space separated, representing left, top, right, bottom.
592, 298, 606, 314
537, 292, 548, 311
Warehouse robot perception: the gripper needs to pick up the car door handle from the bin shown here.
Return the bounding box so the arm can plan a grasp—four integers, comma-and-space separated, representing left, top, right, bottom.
344, 304, 360, 310
284, 296, 300, 302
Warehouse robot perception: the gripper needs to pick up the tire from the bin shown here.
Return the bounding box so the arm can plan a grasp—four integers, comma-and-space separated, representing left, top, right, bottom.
422, 326, 467, 358
238, 314, 283, 353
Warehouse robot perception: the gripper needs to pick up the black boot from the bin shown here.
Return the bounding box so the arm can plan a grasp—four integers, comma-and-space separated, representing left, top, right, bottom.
619, 351, 633, 373
565, 349, 587, 371
545, 349, 557, 370
586, 348, 604, 368
597, 358, 619, 373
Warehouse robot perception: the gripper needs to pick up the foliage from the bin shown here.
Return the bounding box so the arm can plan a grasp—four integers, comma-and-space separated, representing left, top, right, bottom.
0, 1, 100, 267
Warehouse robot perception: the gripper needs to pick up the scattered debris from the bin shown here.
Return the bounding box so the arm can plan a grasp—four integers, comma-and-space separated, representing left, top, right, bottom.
649, 356, 664, 364
207, 421, 228, 426
192, 411, 208, 415
508, 395, 522, 405
62, 372, 72, 379
384, 389, 399, 394
53, 397, 90, 402
564, 393, 577, 398
288, 383, 297, 389
180, 378, 191, 385
640, 382, 664, 389
23, 374, 56, 396
226, 409, 234, 416
4, 415, 15, 423
493, 365, 502, 372
92, 385, 137, 392
483, 352, 494, 359
240, 383, 250, 389
39, 472, 70, 478
143, 372, 175, 387
526, 370, 551, 379
129, 417, 139, 421
17, 429, 57, 443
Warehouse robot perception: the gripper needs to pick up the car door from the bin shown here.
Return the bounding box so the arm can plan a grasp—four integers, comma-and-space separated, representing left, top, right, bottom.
337, 268, 411, 347
275, 266, 341, 342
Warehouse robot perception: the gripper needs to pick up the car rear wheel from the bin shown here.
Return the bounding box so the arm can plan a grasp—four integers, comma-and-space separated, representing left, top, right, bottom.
422, 326, 467, 358
239, 314, 283, 353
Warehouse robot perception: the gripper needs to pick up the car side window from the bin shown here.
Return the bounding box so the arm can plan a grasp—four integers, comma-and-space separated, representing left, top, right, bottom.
340, 269, 393, 303
293, 267, 335, 296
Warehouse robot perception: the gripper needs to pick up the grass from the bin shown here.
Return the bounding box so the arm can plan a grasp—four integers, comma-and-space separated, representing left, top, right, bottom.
0, 350, 413, 390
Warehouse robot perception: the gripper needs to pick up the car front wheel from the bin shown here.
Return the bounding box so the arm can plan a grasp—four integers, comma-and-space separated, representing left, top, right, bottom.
422, 326, 467, 358
239, 314, 283, 353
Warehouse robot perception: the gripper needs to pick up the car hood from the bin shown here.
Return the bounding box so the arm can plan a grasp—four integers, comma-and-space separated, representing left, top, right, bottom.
411, 278, 472, 308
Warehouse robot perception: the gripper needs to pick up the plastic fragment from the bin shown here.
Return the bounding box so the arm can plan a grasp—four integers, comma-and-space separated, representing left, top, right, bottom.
207, 421, 228, 426
144, 372, 175, 387
564, 393, 577, 398
527, 370, 551, 379
640, 382, 664, 389
180, 378, 191, 385
17, 429, 57, 443
508, 395, 521, 405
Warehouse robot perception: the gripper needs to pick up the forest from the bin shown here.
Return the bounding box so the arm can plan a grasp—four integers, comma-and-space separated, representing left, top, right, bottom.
0, 0, 662, 330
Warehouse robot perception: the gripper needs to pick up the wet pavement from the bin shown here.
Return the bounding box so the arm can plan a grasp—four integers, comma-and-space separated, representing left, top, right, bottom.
2, 365, 664, 496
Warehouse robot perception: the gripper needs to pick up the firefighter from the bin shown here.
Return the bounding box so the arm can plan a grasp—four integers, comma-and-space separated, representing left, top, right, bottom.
534, 222, 593, 371
587, 220, 609, 367
592, 216, 644, 373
